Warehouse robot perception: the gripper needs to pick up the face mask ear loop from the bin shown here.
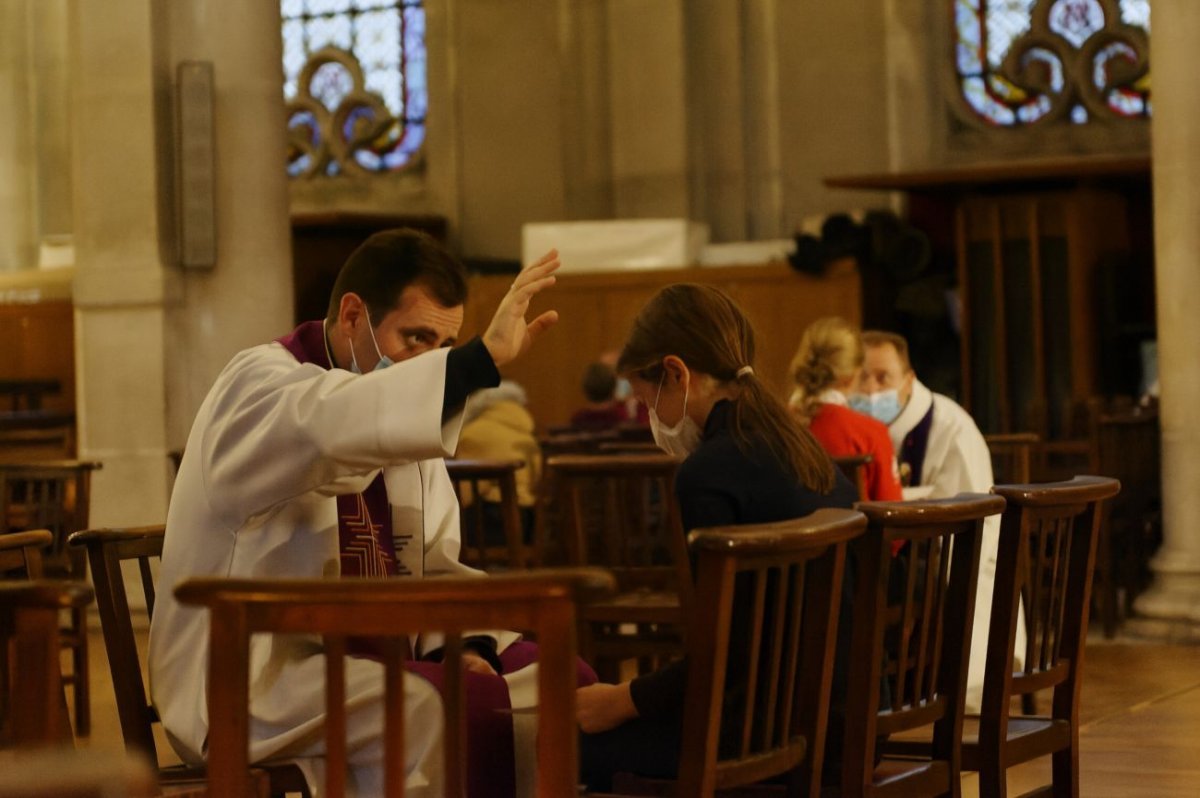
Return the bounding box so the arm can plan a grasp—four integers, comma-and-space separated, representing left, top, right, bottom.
363, 305, 386, 362
653, 372, 666, 414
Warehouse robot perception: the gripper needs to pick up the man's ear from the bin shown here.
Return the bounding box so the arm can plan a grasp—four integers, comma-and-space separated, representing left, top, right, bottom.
336, 293, 365, 336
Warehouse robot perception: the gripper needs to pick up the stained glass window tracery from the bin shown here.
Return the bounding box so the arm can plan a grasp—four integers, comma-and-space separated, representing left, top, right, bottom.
281, 0, 426, 177
954, 0, 1150, 127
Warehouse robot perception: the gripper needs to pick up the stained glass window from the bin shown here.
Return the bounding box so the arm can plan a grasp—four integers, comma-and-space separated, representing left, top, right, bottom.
281, 0, 427, 177
954, 0, 1151, 127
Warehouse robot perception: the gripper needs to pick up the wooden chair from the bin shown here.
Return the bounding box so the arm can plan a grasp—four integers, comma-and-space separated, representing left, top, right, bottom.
0, 580, 93, 748
982, 433, 1038, 484
543, 453, 688, 681
0, 411, 76, 463
0, 461, 101, 736
68, 526, 307, 797
0, 529, 51, 579
612, 508, 868, 797
444, 458, 532, 571
970, 476, 1119, 798
1091, 408, 1159, 637
175, 569, 616, 798
832, 455, 872, 501
839, 493, 1005, 798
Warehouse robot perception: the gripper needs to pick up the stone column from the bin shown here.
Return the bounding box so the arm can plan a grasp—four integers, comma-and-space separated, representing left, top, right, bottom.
607, 0, 690, 218
161, 0, 294, 447
69, 0, 173, 527
0, 0, 36, 273
1133, 0, 1200, 638
69, 0, 293, 527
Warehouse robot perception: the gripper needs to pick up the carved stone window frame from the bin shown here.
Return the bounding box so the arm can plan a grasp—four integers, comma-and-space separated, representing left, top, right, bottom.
941, 0, 1150, 160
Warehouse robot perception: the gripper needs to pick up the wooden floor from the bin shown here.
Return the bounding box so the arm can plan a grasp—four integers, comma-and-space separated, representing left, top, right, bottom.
72, 627, 1200, 795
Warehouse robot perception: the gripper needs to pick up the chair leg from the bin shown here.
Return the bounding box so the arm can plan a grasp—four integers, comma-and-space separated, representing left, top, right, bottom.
71, 606, 90, 737
1021, 690, 1037, 715
977, 764, 1006, 798
1051, 736, 1080, 797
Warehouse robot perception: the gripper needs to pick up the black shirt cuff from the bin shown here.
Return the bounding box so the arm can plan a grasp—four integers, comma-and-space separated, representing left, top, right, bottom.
629, 657, 688, 721
443, 337, 501, 421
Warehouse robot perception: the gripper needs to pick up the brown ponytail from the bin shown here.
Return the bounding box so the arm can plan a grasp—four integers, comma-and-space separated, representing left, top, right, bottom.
789, 316, 864, 421
617, 284, 836, 494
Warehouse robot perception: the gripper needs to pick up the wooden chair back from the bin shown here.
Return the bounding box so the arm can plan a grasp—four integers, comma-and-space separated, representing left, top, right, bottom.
832, 454, 872, 501
983, 432, 1038, 484
677, 509, 867, 796
0, 412, 75, 463
840, 493, 1005, 797
985, 476, 1120, 722
175, 569, 615, 798
67, 526, 164, 758
0, 461, 101, 580
0, 529, 51, 578
444, 458, 531, 570
0, 580, 93, 748
543, 453, 687, 593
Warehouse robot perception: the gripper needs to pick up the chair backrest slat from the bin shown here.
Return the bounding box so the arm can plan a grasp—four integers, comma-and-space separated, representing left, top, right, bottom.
1, 462, 101, 582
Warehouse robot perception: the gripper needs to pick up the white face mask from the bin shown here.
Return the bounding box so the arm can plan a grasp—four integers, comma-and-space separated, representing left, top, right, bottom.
848, 389, 902, 425
648, 372, 702, 457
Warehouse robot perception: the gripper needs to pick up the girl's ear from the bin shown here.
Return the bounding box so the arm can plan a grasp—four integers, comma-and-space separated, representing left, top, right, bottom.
661, 355, 690, 387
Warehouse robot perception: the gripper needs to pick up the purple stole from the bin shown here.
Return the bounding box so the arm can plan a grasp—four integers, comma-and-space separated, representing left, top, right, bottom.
899, 404, 935, 488
276, 321, 397, 578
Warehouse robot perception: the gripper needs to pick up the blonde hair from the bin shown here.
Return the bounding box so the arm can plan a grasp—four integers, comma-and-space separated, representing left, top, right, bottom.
618, 284, 836, 494
789, 317, 863, 420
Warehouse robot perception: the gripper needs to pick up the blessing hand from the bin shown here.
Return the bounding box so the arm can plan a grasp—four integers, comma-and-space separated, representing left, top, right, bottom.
482, 249, 561, 367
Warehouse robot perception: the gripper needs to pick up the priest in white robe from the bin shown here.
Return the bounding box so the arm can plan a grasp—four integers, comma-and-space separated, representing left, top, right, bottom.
149, 230, 568, 797
857, 330, 1026, 713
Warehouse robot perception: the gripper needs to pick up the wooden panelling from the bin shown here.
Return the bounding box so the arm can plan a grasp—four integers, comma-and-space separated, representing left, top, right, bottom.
460, 261, 861, 428
0, 301, 75, 415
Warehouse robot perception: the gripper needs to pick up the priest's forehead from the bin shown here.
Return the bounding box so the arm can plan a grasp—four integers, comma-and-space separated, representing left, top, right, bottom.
379, 283, 464, 344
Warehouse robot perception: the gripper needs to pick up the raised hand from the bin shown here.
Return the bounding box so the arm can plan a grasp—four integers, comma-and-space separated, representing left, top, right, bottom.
482, 249, 561, 367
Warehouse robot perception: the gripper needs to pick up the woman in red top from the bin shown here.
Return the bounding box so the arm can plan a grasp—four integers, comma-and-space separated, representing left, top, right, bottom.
788, 316, 903, 502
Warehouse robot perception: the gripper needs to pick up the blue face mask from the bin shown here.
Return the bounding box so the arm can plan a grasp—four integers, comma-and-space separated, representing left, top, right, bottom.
349, 307, 394, 374
849, 389, 903, 425
614, 377, 633, 401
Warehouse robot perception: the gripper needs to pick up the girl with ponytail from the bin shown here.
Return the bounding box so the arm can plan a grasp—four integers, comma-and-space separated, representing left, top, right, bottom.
577, 284, 859, 791
788, 316, 903, 503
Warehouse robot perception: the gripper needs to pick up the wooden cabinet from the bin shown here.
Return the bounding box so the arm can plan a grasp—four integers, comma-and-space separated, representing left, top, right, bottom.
827, 156, 1154, 439
956, 188, 1131, 438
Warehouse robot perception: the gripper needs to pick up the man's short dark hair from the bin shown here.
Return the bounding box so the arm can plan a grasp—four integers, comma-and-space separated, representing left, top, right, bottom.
326, 228, 468, 322
861, 329, 912, 372
582, 362, 617, 403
